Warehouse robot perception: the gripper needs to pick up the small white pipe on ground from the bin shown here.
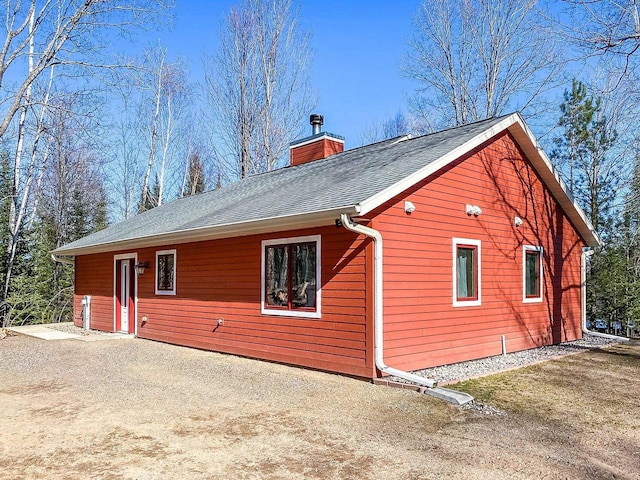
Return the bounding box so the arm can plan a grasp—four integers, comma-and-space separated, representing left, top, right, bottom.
501, 335, 507, 356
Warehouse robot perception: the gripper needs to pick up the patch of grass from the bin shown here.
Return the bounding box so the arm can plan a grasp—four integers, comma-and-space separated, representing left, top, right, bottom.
451, 343, 640, 433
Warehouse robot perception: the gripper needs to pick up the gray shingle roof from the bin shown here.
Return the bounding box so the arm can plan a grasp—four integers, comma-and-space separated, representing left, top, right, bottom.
55, 114, 593, 255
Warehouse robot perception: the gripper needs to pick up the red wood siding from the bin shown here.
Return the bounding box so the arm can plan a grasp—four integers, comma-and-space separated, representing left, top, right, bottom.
371, 131, 586, 371
73, 253, 115, 332
74, 226, 374, 378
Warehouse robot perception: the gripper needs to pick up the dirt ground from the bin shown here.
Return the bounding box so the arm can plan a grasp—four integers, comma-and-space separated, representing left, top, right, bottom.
0, 335, 638, 480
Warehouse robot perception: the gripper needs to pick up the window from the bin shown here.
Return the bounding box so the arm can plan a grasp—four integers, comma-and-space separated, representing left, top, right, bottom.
262, 235, 321, 318
453, 238, 481, 307
155, 249, 176, 295
523, 246, 543, 302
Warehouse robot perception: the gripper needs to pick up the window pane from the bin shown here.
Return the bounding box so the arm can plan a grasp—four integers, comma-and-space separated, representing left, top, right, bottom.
157, 254, 174, 291
457, 247, 475, 299
266, 246, 288, 306
292, 243, 316, 308
526, 251, 540, 297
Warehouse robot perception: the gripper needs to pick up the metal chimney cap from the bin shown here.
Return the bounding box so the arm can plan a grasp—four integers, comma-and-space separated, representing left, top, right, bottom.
310, 113, 324, 135
310, 113, 324, 126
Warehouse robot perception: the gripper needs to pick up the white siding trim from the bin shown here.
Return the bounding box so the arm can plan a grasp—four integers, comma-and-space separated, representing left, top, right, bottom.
358, 116, 519, 217
261, 234, 322, 319
289, 133, 345, 149
452, 238, 482, 307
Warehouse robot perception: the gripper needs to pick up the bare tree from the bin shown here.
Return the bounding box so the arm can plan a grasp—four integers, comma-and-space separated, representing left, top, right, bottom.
358, 111, 429, 145
136, 46, 191, 211
404, 0, 563, 126
0, 0, 169, 141
562, 0, 640, 57
106, 101, 144, 220
205, 0, 313, 179
0, 0, 169, 304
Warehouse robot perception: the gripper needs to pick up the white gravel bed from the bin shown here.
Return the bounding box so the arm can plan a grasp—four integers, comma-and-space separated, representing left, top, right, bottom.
44, 322, 108, 336
393, 334, 624, 385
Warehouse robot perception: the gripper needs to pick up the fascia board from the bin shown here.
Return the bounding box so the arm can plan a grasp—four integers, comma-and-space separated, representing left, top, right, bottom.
53, 205, 359, 256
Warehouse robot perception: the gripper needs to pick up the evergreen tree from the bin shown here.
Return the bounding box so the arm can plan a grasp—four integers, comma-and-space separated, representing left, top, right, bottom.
553, 80, 618, 236
68, 188, 92, 242
0, 153, 12, 295
138, 174, 161, 212
92, 186, 109, 232
183, 153, 206, 197
554, 80, 627, 332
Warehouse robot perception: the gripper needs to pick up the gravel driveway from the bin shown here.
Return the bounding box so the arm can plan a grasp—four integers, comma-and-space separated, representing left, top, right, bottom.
1, 334, 638, 479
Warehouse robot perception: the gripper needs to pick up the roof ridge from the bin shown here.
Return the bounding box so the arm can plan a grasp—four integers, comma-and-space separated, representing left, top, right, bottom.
401, 113, 515, 144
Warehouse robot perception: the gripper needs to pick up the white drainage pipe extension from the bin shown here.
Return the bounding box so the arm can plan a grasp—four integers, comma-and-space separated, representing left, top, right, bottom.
581, 249, 629, 342
340, 214, 438, 388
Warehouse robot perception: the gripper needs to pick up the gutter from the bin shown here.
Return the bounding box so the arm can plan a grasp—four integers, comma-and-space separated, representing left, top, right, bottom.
581, 249, 629, 342
51, 253, 74, 265
53, 206, 360, 257
339, 214, 473, 405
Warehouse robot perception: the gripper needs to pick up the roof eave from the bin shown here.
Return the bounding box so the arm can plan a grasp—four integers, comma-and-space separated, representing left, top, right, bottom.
52, 205, 360, 256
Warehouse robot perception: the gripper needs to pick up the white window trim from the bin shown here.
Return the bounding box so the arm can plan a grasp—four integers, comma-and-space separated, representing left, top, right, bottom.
453, 238, 481, 307
523, 245, 543, 303
155, 249, 177, 296
261, 234, 321, 319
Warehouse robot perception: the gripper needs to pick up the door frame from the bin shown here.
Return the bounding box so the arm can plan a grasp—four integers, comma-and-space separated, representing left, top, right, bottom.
113, 253, 138, 335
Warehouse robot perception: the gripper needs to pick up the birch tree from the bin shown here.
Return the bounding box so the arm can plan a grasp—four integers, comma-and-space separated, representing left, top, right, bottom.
404, 0, 563, 126
136, 45, 190, 212
205, 0, 313, 179
0, 0, 169, 309
0, 0, 170, 141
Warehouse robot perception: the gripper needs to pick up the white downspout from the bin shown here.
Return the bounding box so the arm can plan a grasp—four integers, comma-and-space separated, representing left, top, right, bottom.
51, 253, 74, 265
340, 213, 437, 388
581, 249, 629, 342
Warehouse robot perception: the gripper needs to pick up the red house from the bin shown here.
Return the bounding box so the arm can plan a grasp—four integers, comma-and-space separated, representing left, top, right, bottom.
53, 113, 598, 397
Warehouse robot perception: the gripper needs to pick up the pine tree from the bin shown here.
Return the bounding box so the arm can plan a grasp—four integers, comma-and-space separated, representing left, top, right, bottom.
553, 80, 618, 236
92, 187, 108, 232
554, 81, 594, 193
68, 188, 91, 242
138, 174, 161, 212
554, 80, 624, 332
0, 152, 12, 296
183, 153, 206, 197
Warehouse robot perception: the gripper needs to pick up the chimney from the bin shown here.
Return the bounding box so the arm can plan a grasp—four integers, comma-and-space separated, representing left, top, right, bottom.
290, 114, 344, 166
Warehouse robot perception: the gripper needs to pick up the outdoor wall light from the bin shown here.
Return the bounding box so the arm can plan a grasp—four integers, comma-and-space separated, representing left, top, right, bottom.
465, 204, 483, 216
404, 201, 416, 214
514, 216, 523, 227
135, 261, 149, 275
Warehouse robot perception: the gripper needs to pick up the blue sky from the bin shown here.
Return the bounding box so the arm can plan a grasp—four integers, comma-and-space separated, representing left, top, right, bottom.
146, 0, 423, 148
